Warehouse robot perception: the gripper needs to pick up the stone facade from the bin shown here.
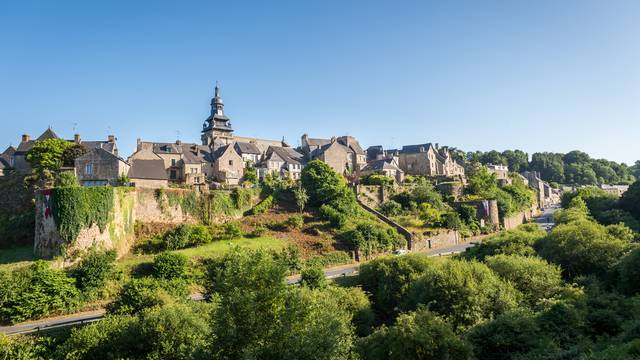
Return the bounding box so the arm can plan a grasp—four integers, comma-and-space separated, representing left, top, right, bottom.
208, 144, 244, 186
75, 148, 129, 186
300, 134, 366, 177
397, 143, 465, 178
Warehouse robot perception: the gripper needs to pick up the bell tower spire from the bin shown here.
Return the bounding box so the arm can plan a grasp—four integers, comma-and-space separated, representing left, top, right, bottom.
202, 81, 233, 146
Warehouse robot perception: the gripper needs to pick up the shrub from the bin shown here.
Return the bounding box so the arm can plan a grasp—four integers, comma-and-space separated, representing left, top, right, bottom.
401, 259, 521, 331
361, 174, 394, 186
618, 247, 640, 295
340, 220, 405, 256
272, 245, 303, 272
56, 171, 80, 187
379, 200, 402, 217
463, 224, 545, 261
222, 222, 243, 239
319, 204, 348, 228
248, 195, 273, 215
164, 224, 211, 250
0, 261, 80, 323
358, 308, 473, 360
107, 278, 188, 315
71, 249, 117, 292
248, 225, 268, 238
152, 252, 188, 280
485, 254, 563, 306
536, 219, 632, 279
300, 266, 327, 289
284, 215, 304, 230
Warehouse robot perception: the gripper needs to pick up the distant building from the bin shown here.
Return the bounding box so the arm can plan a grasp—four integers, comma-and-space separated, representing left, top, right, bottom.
600, 184, 629, 197
521, 171, 561, 208
0, 146, 15, 176
75, 148, 130, 187
300, 134, 366, 176
361, 159, 405, 183
257, 146, 305, 180
132, 140, 208, 186
486, 164, 510, 186
207, 143, 244, 186
128, 156, 169, 189
396, 142, 465, 178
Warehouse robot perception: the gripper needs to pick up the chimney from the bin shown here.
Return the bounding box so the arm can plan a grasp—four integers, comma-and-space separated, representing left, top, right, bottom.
74, 134, 81, 144
176, 140, 182, 146
22, 134, 30, 143
435, 143, 439, 149
108, 135, 115, 143
330, 136, 337, 143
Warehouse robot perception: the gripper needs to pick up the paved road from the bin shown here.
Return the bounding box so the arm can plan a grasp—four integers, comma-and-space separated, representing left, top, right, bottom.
2, 206, 559, 336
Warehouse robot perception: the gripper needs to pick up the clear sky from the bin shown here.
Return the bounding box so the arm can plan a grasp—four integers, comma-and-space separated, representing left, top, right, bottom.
1, 0, 638, 164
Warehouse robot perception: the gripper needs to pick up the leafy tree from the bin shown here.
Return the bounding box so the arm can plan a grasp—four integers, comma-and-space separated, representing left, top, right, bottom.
340, 220, 404, 256
358, 255, 434, 321
71, 249, 117, 291
485, 254, 563, 306
301, 160, 352, 206
206, 249, 354, 359
536, 219, 632, 279
618, 247, 640, 296
61, 144, 88, 167
502, 149, 529, 173
323, 286, 375, 337
401, 259, 521, 331
357, 308, 473, 360
152, 252, 188, 279
620, 181, 640, 220
293, 185, 308, 213
243, 162, 258, 183
26, 138, 73, 174
0, 261, 80, 323
463, 224, 545, 261
530, 152, 565, 183
466, 311, 554, 360
466, 162, 498, 197
300, 265, 327, 289
107, 277, 188, 315
379, 200, 402, 216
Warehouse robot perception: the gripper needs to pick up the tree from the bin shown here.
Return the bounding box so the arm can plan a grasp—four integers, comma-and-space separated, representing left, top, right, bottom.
618, 247, 640, 296
463, 224, 545, 261
357, 308, 473, 360
401, 259, 521, 331
466, 162, 498, 197
301, 160, 350, 206
502, 149, 529, 173
62, 144, 88, 167
536, 219, 632, 279
300, 265, 327, 289
206, 249, 354, 359
620, 181, 640, 220
107, 277, 188, 315
71, 249, 117, 291
26, 138, 73, 174
56, 171, 80, 187
293, 185, 308, 213
485, 254, 563, 306
152, 252, 188, 279
466, 311, 554, 360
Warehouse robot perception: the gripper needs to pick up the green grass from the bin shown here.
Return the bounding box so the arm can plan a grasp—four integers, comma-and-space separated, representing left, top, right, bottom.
118, 236, 287, 271
0, 246, 36, 271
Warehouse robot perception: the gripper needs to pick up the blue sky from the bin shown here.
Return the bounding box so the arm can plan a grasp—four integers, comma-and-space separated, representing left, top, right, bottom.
1, 0, 638, 164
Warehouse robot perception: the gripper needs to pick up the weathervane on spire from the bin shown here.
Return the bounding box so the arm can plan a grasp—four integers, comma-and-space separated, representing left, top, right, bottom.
215, 80, 221, 97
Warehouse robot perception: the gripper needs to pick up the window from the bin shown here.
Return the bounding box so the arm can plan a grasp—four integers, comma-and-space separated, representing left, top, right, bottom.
191, 168, 197, 174
85, 164, 93, 175
170, 170, 177, 180
171, 159, 176, 166
229, 160, 233, 166
195, 177, 200, 183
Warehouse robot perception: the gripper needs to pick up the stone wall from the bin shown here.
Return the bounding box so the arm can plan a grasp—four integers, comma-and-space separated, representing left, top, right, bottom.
134, 188, 200, 224
411, 229, 461, 252
34, 189, 136, 260
454, 199, 500, 226
502, 208, 537, 230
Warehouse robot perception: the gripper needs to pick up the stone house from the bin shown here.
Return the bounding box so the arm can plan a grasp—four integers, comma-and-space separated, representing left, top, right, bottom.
300, 134, 367, 176
521, 171, 560, 208
134, 140, 208, 185
397, 143, 465, 178
11, 128, 119, 175
234, 142, 262, 165
257, 146, 305, 180
128, 157, 169, 189
361, 159, 405, 183
207, 143, 244, 186
75, 148, 130, 186
487, 164, 511, 186
0, 146, 15, 176
600, 184, 629, 197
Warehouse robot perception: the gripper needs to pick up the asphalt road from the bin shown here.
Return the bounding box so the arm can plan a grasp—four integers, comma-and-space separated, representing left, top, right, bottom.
2, 206, 559, 336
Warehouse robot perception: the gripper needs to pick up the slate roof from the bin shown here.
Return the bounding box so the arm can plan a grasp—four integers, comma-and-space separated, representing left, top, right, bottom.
2, 146, 16, 157
338, 136, 365, 155
0, 158, 8, 170
79, 141, 117, 154
364, 159, 403, 172
266, 146, 304, 165
234, 142, 262, 155
37, 128, 59, 141
306, 137, 331, 147
128, 159, 168, 180
400, 143, 434, 154
77, 147, 127, 164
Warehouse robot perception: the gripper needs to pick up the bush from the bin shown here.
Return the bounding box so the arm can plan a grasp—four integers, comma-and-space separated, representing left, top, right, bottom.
320, 204, 348, 228
401, 259, 521, 331
379, 200, 402, 217
340, 220, 405, 256
358, 308, 473, 360
107, 278, 188, 316
300, 266, 327, 289
248, 195, 273, 215
463, 224, 545, 261
284, 215, 304, 230
222, 222, 243, 239
618, 247, 640, 295
71, 249, 117, 291
485, 254, 563, 306
0, 261, 80, 323
164, 224, 212, 250
248, 225, 268, 238
361, 174, 394, 186
272, 245, 303, 272
536, 219, 631, 279
152, 252, 188, 280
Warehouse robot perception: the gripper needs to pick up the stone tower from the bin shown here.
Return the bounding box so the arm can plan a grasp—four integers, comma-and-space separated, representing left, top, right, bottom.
201, 82, 233, 146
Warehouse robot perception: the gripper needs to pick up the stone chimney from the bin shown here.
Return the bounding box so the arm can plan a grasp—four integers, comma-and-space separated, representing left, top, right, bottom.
21, 134, 30, 143
108, 135, 115, 143
330, 136, 337, 143
176, 140, 182, 146
74, 134, 81, 144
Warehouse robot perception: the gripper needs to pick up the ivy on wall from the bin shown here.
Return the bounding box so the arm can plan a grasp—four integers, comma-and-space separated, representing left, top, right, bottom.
51, 187, 115, 244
